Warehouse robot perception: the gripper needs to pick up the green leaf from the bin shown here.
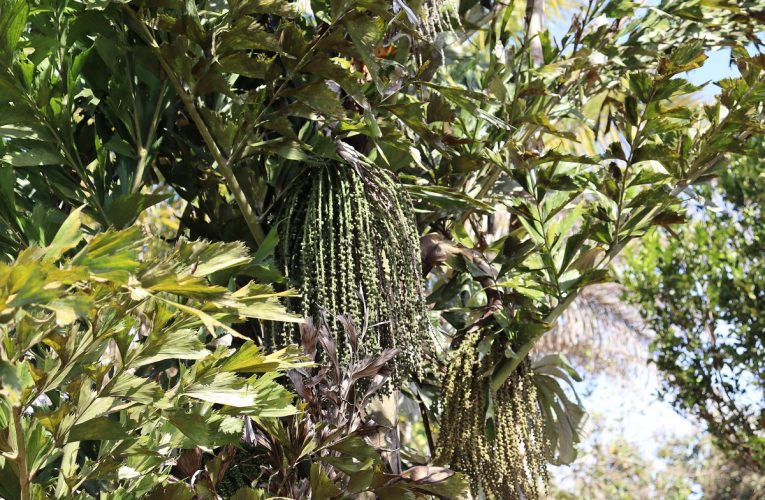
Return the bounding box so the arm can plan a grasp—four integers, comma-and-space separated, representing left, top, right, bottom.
624, 96, 639, 126
68, 46, 93, 91
2, 141, 66, 167
0, 164, 16, 222
167, 409, 243, 446
252, 226, 278, 264
183, 373, 257, 407
628, 72, 653, 103
603, 0, 636, 17
232, 0, 298, 17
521, 113, 576, 140
220, 342, 309, 373
244, 372, 298, 418
152, 295, 250, 339
345, 467, 375, 494
661, 40, 707, 76
310, 462, 342, 500
68, 417, 131, 443
218, 18, 283, 53
219, 52, 274, 79
21, 418, 59, 480
284, 82, 344, 117
131, 329, 210, 368
406, 184, 494, 212
43, 208, 84, 262
248, 138, 312, 161
104, 373, 163, 404
4, 262, 67, 308
144, 275, 228, 299
232, 282, 303, 323
177, 240, 251, 277
146, 483, 196, 500
0, 360, 35, 406
532, 353, 582, 383
0, 0, 29, 62
72, 227, 142, 282
344, 14, 385, 93
401, 466, 470, 497
238, 298, 303, 322
533, 354, 586, 465
43, 296, 91, 326
105, 193, 172, 229
329, 436, 380, 464
230, 487, 269, 500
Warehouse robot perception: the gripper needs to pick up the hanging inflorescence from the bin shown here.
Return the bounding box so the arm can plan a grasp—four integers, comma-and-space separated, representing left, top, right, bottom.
436, 330, 550, 499
418, 0, 461, 42
271, 163, 430, 381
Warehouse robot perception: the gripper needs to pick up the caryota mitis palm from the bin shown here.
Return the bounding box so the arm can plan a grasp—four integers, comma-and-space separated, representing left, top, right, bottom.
2, 0, 765, 497
401, 1, 765, 497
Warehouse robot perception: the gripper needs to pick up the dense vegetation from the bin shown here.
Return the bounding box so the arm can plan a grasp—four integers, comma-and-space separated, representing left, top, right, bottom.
1, 0, 764, 497
626, 137, 765, 473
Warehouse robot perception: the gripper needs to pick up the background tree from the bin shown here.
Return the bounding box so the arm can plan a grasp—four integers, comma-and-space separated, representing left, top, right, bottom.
625, 136, 765, 471
550, 416, 765, 500
535, 283, 647, 378
410, 2, 765, 496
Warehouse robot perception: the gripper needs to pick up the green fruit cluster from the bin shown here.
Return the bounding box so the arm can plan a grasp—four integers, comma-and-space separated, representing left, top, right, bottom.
437, 330, 549, 499
272, 163, 430, 381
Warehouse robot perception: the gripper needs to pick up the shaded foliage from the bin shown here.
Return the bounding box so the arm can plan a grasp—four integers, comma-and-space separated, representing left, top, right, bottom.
212, 315, 468, 498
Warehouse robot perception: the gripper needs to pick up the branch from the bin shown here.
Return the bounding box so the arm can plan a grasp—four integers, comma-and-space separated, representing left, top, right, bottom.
13, 407, 30, 500
417, 394, 436, 458
525, 0, 546, 67
123, 6, 265, 245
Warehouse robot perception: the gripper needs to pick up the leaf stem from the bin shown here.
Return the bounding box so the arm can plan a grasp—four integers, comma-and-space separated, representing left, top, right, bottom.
123, 6, 265, 244
13, 406, 30, 500
54, 441, 80, 497
131, 82, 168, 194
415, 389, 436, 457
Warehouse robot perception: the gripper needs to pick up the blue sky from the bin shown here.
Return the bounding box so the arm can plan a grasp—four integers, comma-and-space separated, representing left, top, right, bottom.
686, 47, 739, 101
546, 2, 747, 102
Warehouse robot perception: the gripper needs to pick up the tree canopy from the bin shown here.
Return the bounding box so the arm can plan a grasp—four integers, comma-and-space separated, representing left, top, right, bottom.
626, 136, 765, 472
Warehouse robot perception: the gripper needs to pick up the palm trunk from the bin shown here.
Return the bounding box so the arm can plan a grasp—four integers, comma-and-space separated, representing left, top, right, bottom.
525, 0, 546, 66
